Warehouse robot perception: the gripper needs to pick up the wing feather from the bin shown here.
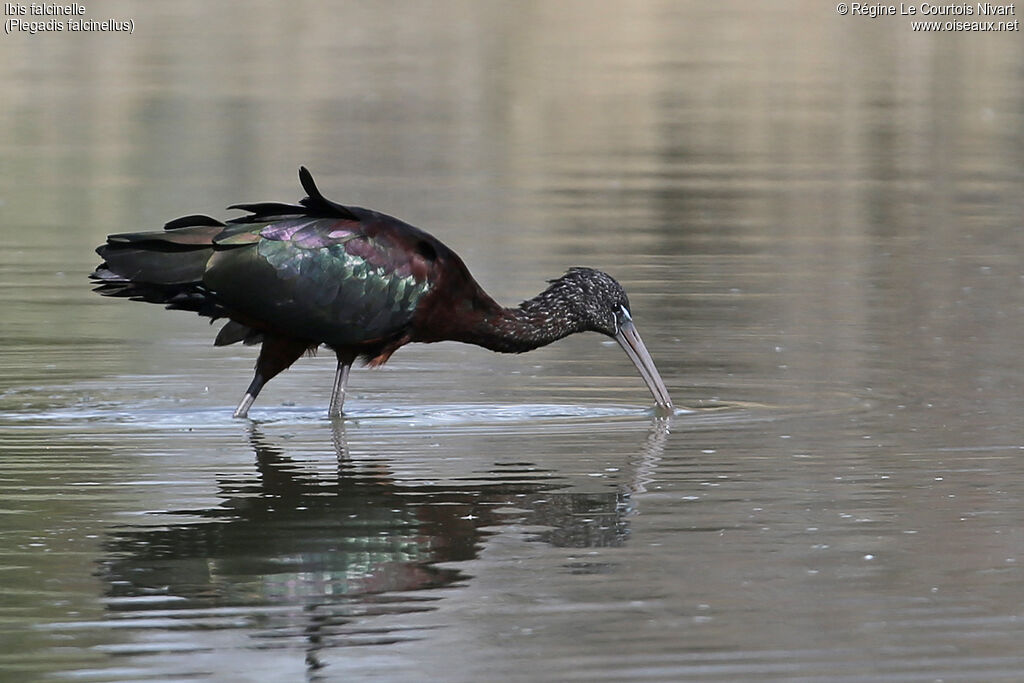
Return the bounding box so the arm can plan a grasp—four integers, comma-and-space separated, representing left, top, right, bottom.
203, 217, 433, 348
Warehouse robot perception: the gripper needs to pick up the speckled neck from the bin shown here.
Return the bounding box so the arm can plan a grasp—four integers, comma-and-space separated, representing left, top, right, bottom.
464, 282, 589, 354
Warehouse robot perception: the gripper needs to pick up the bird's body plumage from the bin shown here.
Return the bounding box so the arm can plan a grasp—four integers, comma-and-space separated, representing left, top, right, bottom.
92, 168, 673, 417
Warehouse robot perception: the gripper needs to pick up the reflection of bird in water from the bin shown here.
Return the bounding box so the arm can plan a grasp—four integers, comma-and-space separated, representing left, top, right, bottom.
91, 168, 672, 417
96, 417, 670, 670
623, 417, 671, 499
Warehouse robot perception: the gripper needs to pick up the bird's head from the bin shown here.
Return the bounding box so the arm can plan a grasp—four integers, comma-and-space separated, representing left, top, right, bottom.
544, 268, 674, 413
550, 267, 631, 336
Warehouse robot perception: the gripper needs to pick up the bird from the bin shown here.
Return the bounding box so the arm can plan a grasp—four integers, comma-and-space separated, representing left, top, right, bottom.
91, 168, 674, 419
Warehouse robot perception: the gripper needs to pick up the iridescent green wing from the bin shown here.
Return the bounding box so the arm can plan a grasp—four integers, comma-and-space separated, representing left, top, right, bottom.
204, 216, 432, 347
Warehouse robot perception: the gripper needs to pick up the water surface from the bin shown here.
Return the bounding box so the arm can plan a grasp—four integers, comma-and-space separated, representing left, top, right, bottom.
2, 2, 1024, 681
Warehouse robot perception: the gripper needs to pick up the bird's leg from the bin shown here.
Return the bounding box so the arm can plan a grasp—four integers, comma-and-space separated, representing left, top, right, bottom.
328, 354, 353, 418
233, 335, 309, 419
233, 382, 260, 419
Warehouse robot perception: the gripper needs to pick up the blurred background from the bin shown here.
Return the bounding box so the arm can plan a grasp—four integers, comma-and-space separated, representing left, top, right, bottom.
2, 1, 1024, 680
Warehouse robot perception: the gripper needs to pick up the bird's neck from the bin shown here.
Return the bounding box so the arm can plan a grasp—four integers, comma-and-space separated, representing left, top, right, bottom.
462, 288, 586, 354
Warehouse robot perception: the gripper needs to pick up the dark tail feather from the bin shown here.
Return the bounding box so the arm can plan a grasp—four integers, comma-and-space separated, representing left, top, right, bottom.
91, 223, 227, 320
298, 167, 360, 221
225, 202, 307, 223
212, 168, 361, 224
164, 214, 224, 231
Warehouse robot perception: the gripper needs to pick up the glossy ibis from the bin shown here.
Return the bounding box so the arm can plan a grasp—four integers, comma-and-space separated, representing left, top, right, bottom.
91, 168, 673, 418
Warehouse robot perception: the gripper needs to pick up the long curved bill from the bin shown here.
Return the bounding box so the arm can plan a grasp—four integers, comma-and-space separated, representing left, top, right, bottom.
614, 320, 674, 414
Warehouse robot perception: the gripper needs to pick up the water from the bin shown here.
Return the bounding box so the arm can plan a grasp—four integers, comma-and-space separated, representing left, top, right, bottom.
3, 2, 1024, 680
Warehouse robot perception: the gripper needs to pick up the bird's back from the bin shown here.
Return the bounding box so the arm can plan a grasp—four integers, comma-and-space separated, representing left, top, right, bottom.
202, 210, 438, 349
